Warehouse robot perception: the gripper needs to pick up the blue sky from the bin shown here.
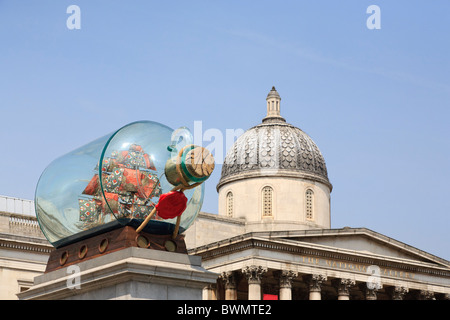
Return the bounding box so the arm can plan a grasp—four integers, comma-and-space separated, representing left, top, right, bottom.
0, 1, 449, 260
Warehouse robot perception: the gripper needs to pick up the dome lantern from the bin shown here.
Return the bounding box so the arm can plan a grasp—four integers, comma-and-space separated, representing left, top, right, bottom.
218, 87, 331, 191
263, 86, 286, 123
217, 87, 332, 232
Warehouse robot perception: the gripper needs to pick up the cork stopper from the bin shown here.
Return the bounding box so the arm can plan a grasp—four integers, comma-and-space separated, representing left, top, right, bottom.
185, 146, 215, 179
164, 145, 215, 187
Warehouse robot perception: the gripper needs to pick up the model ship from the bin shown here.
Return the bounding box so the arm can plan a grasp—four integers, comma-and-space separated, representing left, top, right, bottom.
78, 143, 163, 229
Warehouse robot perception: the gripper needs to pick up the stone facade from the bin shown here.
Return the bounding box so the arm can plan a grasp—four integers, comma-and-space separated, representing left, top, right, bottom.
217, 176, 331, 231
189, 229, 450, 300
0, 206, 53, 299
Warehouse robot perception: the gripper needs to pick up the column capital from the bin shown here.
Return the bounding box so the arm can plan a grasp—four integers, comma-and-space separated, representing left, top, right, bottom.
219, 271, 238, 290
332, 278, 355, 297
359, 282, 381, 300
304, 274, 327, 292
242, 265, 268, 285
419, 290, 435, 300
274, 270, 298, 289
366, 288, 378, 300
387, 286, 409, 300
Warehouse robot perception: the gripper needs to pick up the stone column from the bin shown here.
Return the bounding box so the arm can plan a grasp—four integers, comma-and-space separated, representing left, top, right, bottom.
304, 274, 327, 300
366, 288, 377, 300
332, 278, 355, 300
220, 271, 238, 300
202, 283, 217, 300
388, 286, 408, 300
242, 265, 267, 300
360, 282, 381, 300
275, 270, 298, 300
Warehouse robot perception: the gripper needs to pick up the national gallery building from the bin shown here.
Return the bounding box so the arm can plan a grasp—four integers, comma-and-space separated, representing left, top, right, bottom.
0, 88, 449, 300
185, 87, 450, 300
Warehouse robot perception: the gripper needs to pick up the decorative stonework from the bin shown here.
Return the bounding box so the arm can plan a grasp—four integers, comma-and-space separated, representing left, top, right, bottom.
419, 290, 435, 300
217, 87, 331, 192
190, 234, 450, 281
262, 186, 273, 217
305, 189, 314, 220
0, 240, 52, 253
365, 288, 378, 300
220, 271, 237, 290
7, 214, 44, 238
242, 265, 267, 284
304, 274, 327, 292
276, 270, 298, 289
359, 282, 381, 300
218, 122, 329, 190
389, 286, 409, 300
226, 192, 233, 217
332, 278, 355, 296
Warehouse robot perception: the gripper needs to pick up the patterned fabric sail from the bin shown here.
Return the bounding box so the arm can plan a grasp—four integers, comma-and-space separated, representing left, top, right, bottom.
79, 144, 163, 227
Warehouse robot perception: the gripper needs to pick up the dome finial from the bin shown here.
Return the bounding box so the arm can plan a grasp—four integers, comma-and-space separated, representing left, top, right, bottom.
263, 86, 285, 123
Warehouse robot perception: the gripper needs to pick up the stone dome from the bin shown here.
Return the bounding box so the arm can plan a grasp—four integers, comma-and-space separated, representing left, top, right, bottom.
217, 87, 331, 191
266, 86, 281, 99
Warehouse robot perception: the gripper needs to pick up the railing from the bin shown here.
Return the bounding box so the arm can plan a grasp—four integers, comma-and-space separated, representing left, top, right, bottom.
7, 214, 43, 238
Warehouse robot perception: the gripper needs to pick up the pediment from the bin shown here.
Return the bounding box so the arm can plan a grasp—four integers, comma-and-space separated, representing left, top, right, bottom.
261, 228, 449, 269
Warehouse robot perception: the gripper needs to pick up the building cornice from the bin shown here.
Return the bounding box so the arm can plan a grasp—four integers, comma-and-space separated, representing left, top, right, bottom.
0, 234, 53, 254
260, 227, 450, 267
188, 229, 450, 279
217, 169, 333, 192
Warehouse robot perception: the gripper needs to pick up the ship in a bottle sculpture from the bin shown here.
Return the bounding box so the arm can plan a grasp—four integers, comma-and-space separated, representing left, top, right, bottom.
35, 121, 214, 271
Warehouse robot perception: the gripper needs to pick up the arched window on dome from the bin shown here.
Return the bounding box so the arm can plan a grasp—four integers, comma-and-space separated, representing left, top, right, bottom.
226, 191, 234, 217
305, 189, 314, 221
262, 186, 273, 218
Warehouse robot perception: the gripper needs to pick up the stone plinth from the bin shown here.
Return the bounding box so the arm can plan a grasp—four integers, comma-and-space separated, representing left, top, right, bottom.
17, 247, 218, 300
